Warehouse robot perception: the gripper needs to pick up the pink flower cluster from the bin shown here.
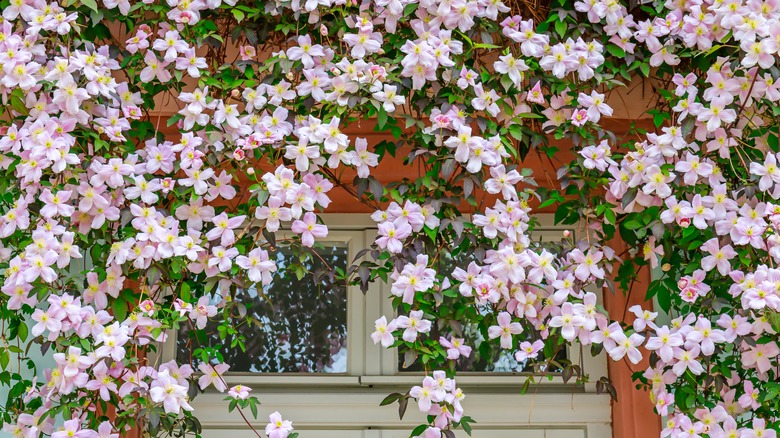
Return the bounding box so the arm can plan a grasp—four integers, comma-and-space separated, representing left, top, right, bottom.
409, 372, 466, 436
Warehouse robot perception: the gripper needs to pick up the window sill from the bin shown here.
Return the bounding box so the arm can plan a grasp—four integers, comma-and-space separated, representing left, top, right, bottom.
360, 374, 580, 389
221, 375, 361, 386
218, 374, 578, 390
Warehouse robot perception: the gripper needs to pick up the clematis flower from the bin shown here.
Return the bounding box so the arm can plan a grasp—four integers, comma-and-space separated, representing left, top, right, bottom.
197, 363, 230, 392
52, 419, 94, 438
239, 45, 257, 61
645, 326, 683, 363
150, 370, 193, 413
228, 385, 251, 400
372, 85, 405, 113
290, 212, 328, 247
515, 340, 544, 362
742, 342, 779, 374
700, 238, 736, 275
395, 310, 432, 342
409, 376, 442, 412
255, 196, 292, 232
672, 345, 704, 376
549, 303, 585, 341
190, 295, 217, 329
376, 218, 412, 253
371, 316, 397, 348
494, 54, 528, 87
236, 248, 276, 285
206, 213, 245, 246
265, 412, 294, 438
439, 336, 472, 360
488, 311, 524, 349
569, 249, 605, 281
608, 332, 645, 364
287, 35, 324, 68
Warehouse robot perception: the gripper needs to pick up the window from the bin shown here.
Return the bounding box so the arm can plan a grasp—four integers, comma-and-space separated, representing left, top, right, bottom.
159, 214, 611, 438
175, 242, 349, 373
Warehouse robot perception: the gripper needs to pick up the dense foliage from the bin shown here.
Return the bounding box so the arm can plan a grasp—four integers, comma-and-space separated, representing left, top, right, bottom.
1, 0, 779, 435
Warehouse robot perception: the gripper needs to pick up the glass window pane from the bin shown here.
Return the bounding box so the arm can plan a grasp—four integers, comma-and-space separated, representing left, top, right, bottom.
177, 242, 349, 373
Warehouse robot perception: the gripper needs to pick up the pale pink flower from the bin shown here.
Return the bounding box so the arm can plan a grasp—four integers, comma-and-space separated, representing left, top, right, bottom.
265, 412, 294, 438
290, 212, 328, 247
236, 248, 276, 285
645, 326, 683, 363
371, 316, 397, 348
197, 363, 230, 392
700, 238, 736, 275
608, 332, 645, 364
514, 340, 544, 362
376, 218, 412, 253
228, 384, 251, 400
742, 342, 779, 374
149, 369, 193, 413
549, 303, 585, 341
190, 295, 217, 329
395, 310, 432, 342
672, 345, 704, 376
488, 311, 524, 348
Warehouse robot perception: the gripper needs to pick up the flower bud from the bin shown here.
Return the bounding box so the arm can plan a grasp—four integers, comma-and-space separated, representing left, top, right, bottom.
677, 278, 688, 290
320, 24, 328, 35
661, 263, 671, 272
563, 230, 571, 237
231, 89, 241, 98
286, 71, 295, 80
247, 167, 255, 175
679, 217, 690, 228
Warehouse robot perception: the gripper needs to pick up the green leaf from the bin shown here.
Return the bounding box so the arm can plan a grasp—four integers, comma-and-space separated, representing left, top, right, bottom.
379, 392, 402, 406
769, 129, 779, 153
623, 220, 644, 230
80, 0, 99, 12
606, 45, 626, 58
377, 108, 388, 130
410, 424, 428, 437
249, 400, 258, 418
10, 89, 27, 116
18, 322, 28, 342
112, 298, 128, 322
473, 43, 501, 49
604, 208, 616, 225
639, 62, 650, 78
515, 113, 544, 119
508, 124, 523, 141
656, 284, 672, 313
231, 9, 245, 22
555, 19, 567, 37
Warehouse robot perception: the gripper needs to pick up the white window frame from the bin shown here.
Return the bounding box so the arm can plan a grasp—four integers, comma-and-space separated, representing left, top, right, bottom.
155, 213, 612, 437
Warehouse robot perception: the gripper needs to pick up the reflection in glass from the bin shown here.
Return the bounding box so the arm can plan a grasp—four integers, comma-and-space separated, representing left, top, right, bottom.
177, 242, 349, 373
